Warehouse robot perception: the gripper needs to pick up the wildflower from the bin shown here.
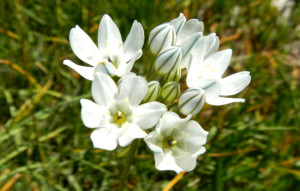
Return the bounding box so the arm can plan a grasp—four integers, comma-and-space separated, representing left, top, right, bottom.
186, 46, 251, 108
63, 14, 144, 80
80, 72, 166, 150
144, 112, 208, 173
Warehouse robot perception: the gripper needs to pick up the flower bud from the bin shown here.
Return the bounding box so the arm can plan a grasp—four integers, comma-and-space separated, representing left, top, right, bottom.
143, 81, 161, 102
178, 88, 205, 115
161, 82, 180, 102
149, 23, 176, 55
155, 46, 182, 75
165, 67, 181, 82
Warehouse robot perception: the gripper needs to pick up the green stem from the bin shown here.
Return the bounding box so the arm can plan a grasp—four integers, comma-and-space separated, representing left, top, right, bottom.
117, 139, 139, 191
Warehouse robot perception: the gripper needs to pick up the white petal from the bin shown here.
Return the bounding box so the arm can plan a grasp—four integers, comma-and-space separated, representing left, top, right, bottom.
118, 123, 147, 147
179, 33, 202, 60
186, 66, 198, 88
94, 60, 118, 76
80, 99, 107, 128
177, 19, 204, 44
118, 50, 142, 76
170, 13, 186, 35
185, 36, 209, 71
123, 21, 144, 62
220, 71, 251, 96
206, 96, 245, 106
144, 132, 164, 153
174, 120, 208, 157
175, 155, 198, 172
98, 14, 122, 50
186, 45, 207, 87
90, 128, 118, 151
203, 80, 221, 98
92, 72, 118, 106
118, 74, 148, 106
69, 25, 100, 66
134, 102, 167, 129
203, 49, 232, 77
192, 146, 206, 157
154, 152, 183, 174
160, 112, 191, 131
205, 33, 220, 58
182, 121, 208, 146
192, 78, 221, 98
175, 147, 206, 172
63, 60, 94, 80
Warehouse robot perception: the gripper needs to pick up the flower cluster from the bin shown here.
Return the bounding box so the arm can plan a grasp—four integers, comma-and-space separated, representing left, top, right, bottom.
64, 13, 251, 173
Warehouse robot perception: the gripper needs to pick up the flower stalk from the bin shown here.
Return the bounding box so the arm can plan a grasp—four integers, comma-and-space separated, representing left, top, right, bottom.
118, 139, 139, 191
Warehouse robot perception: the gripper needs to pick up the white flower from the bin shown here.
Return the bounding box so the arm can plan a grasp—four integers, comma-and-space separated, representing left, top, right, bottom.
144, 112, 208, 173
81, 72, 166, 150
63, 14, 144, 80
186, 39, 251, 107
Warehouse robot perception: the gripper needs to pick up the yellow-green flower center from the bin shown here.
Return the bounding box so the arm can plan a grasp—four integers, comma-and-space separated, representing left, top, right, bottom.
113, 111, 126, 126
163, 136, 177, 148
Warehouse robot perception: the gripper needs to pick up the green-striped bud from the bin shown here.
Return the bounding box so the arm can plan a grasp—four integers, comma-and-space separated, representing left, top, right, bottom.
178, 88, 205, 115
161, 82, 180, 102
155, 46, 182, 75
143, 81, 161, 102
165, 68, 181, 82
149, 23, 176, 55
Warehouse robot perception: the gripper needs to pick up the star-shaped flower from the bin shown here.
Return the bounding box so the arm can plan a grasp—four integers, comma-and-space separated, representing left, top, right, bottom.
144, 112, 208, 173
183, 37, 251, 111
80, 72, 166, 150
63, 14, 144, 80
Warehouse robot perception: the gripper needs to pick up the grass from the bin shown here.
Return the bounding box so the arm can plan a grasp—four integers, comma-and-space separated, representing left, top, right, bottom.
0, 0, 300, 190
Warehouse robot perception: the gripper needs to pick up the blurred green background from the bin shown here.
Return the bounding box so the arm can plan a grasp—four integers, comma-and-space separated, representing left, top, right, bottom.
0, 0, 299, 190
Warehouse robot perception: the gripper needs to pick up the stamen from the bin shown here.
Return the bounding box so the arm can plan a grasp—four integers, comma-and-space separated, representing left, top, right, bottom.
113, 111, 126, 126
107, 57, 117, 68
163, 136, 177, 148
